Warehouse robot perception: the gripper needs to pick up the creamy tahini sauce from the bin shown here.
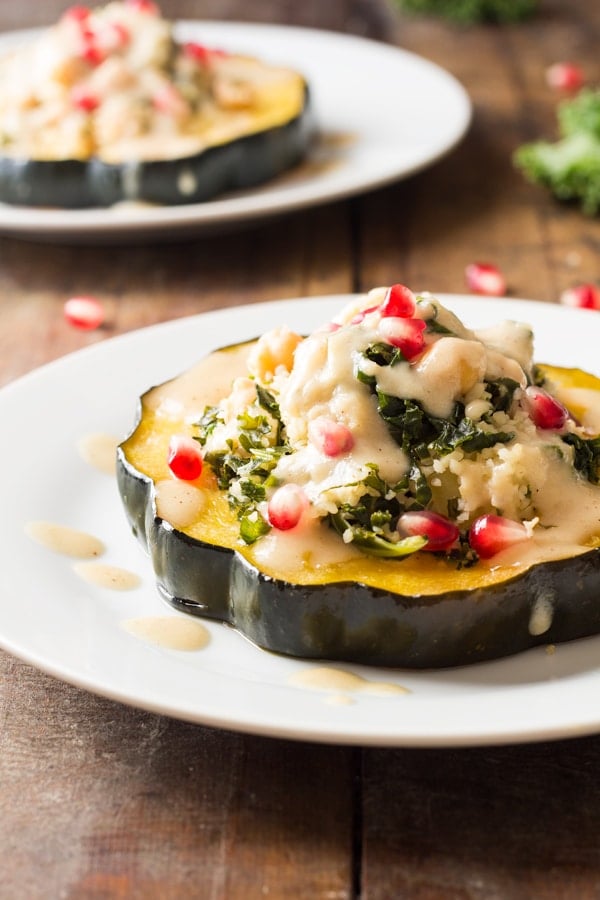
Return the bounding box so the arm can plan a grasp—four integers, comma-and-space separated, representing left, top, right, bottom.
148, 344, 253, 420
528, 593, 555, 636
290, 666, 409, 697
73, 561, 141, 591
25, 521, 105, 558
325, 693, 356, 706
155, 480, 205, 529
77, 433, 119, 475
123, 616, 210, 651
251, 521, 362, 571
277, 323, 409, 492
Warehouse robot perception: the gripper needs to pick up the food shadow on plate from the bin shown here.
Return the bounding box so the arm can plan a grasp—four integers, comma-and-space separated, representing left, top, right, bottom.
425, 634, 600, 688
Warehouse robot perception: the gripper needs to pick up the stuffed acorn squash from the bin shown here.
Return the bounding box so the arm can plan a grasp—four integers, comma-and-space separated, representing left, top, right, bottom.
117, 286, 600, 667
0, 1, 312, 208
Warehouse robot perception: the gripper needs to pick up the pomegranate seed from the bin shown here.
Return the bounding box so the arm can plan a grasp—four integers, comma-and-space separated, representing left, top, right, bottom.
379, 317, 426, 360
560, 283, 600, 310
63, 296, 105, 330
308, 417, 354, 457
267, 484, 308, 531
70, 86, 100, 112
546, 62, 584, 92
465, 262, 507, 297
184, 42, 213, 65
103, 21, 131, 50
469, 514, 529, 559
524, 386, 569, 430
62, 5, 91, 23
80, 40, 105, 67
398, 510, 459, 552
126, 0, 160, 13
167, 435, 203, 481
380, 283, 416, 318
153, 84, 187, 116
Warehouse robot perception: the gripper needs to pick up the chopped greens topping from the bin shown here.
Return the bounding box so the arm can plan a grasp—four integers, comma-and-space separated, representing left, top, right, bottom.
484, 377, 520, 415
195, 405, 223, 444
327, 464, 427, 559
330, 510, 427, 559
195, 385, 289, 544
375, 392, 514, 456
561, 432, 600, 484
363, 342, 406, 367
359, 338, 517, 458
325, 463, 476, 564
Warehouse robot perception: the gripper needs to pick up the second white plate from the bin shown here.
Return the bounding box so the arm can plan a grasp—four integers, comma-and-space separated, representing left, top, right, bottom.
0, 22, 471, 241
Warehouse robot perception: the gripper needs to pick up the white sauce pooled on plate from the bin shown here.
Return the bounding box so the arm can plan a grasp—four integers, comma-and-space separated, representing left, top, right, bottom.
73, 561, 141, 591
290, 666, 409, 697
25, 521, 105, 558
123, 616, 210, 651
77, 432, 119, 475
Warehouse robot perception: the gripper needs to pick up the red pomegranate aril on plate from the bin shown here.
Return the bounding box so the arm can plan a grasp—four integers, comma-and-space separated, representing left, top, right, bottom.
546, 62, 584, 92
184, 42, 213, 65
80, 39, 105, 67
465, 262, 507, 297
167, 435, 203, 481
126, 0, 160, 13
399, 510, 459, 551
525, 386, 569, 430
379, 317, 426, 360
104, 21, 131, 50
308, 417, 354, 457
153, 84, 187, 116
267, 484, 307, 531
560, 283, 600, 310
469, 514, 529, 559
70, 86, 100, 112
63, 296, 105, 330
380, 283, 416, 318
62, 5, 91, 24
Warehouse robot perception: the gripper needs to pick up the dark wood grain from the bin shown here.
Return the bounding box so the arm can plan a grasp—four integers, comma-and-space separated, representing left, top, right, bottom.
362, 740, 600, 899
0, 0, 598, 897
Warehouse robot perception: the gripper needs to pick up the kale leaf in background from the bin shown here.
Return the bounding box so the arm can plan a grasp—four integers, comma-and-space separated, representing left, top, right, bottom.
514, 89, 600, 215
396, 0, 536, 24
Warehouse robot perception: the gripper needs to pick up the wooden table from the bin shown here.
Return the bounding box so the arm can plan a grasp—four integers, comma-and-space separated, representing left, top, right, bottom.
1, 1, 599, 897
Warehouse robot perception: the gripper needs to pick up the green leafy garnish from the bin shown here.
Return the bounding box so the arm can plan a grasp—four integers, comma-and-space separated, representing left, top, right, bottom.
363, 342, 406, 367
394, 0, 536, 23
197, 384, 290, 544
330, 510, 427, 558
561, 432, 600, 484
195, 405, 223, 445
515, 89, 600, 216
375, 392, 514, 457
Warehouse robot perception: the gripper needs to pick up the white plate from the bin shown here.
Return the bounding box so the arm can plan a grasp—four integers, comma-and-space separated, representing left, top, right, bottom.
1, 295, 599, 746
0, 22, 471, 242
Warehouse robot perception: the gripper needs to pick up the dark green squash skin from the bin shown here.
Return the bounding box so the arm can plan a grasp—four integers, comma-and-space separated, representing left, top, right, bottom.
0, 87, 313, 208
117, 420, 600, 668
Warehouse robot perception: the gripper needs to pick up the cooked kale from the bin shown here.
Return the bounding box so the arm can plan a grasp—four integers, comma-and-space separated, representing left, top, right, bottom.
197, 385, 290, 543
561, 432, 600, 484
515, 89, 600, 216
395, 0, 536, 23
